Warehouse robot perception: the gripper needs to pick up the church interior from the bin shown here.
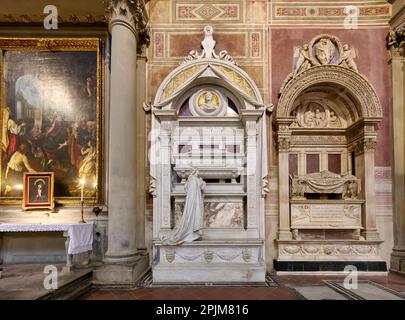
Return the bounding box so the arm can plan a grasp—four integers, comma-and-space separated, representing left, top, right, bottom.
0, 0, 404, 301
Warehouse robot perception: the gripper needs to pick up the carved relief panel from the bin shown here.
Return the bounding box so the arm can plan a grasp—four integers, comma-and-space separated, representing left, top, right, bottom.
291, 101, 343, 128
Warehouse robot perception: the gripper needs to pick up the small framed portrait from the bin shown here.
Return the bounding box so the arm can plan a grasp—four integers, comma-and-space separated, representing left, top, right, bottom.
22, 172, 54, 210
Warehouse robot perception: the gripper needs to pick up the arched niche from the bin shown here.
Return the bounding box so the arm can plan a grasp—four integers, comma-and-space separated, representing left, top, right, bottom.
149, 26, 270, 284
275, 35, 385, 271
277, 65, 382, 119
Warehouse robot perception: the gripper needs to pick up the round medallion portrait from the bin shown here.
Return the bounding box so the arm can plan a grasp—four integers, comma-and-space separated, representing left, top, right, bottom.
189, 87, 227, 117
197, 90, 220, 113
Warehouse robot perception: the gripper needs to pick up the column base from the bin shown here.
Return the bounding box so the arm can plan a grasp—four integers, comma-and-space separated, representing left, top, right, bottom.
390, 248, 405, 275
362, 229, 380, 241
93, 251, 149, 287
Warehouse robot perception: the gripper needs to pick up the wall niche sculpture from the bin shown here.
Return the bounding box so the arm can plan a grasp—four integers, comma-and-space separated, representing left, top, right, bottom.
275, 34, 387, 271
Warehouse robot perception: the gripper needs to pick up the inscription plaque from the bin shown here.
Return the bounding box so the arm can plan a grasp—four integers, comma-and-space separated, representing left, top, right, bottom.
291, 203, 361, 229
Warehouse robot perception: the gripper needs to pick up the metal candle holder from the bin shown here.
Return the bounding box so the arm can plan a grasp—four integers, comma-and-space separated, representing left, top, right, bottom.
79, 200, 86, 223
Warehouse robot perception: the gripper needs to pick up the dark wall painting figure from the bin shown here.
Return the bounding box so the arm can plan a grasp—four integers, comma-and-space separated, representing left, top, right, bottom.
0, 47, 101, 202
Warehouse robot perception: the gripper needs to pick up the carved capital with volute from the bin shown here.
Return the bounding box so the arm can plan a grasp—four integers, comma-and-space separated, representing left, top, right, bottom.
352, 137, 377, 155
105, 0, 150, 48
386, 26, 405, 58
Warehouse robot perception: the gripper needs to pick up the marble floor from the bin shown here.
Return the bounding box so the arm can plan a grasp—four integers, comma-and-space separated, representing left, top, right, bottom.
82, 272, 405, 300
1, 264, 404, 300
0, 264, 92, 300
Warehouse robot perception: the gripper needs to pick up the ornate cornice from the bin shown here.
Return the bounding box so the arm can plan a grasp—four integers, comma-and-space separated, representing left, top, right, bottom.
0, 14, 107, 25
0, 38, 100, 51
105, 0, 150, 48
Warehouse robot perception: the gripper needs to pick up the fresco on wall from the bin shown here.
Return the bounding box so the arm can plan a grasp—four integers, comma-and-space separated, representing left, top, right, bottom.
0, 50, 100, 201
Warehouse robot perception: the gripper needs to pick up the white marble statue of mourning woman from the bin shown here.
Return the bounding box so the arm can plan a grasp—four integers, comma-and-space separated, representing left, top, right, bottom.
161, 168, 206, 245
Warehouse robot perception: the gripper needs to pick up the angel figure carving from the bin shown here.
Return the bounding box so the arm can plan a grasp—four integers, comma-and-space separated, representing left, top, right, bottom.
161, 169, 206, 245
340, 44, 358, 72
294, 44, 312, 76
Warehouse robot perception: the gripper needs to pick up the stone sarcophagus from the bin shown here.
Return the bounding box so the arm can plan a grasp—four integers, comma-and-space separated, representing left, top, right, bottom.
290, 170, 361, 200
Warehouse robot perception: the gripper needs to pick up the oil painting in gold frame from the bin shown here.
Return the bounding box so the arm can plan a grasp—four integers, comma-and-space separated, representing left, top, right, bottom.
0, 38, 103, 205
22, 172, 54, 211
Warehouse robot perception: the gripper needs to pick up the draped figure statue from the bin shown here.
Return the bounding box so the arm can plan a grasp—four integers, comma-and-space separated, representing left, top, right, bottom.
161, 169, 206, 245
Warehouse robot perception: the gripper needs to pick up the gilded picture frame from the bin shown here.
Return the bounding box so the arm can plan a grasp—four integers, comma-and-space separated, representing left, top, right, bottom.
0, 38, 104, 205
22, 172, 54, 211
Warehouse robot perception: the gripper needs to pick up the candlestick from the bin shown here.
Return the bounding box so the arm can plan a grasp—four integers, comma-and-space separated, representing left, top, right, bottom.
79, 200, 86, 223
80, 178, 85, 202
79, 178, 86, 223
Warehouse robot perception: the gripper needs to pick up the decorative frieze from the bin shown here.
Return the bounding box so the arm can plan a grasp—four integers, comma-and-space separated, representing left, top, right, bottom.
290, 135, 346, 145
278, 241, 380, 260
158, 245, 261, 265
173, 0, 242, 23
271, 2, 390, 25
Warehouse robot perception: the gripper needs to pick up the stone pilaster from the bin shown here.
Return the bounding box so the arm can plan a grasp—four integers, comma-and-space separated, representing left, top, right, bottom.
94, 0, 150, 286
359, 137, 380, 240
277, 123, 292, 240
135, 45, 148, 250
246, 120, 258, 229
153, 109, 177, 234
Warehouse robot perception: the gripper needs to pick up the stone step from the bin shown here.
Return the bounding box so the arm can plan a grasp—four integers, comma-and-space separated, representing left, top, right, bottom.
38, 270, 92, 300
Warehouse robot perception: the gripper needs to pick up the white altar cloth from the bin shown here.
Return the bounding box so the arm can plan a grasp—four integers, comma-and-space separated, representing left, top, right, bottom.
0, 223, 94, 254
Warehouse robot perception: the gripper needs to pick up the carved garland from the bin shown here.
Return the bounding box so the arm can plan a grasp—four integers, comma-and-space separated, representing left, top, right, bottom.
279, 244, 378, 256
164, 249, 254, 263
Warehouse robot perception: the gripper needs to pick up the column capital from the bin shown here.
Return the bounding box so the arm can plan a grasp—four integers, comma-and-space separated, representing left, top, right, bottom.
105, 0, 150, 48
387, 26, 405, 58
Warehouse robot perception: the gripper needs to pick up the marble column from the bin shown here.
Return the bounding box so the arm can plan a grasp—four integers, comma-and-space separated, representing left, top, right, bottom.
389, 40, 405, 273
94, 0, 149, 285
387, 0, 405, 273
